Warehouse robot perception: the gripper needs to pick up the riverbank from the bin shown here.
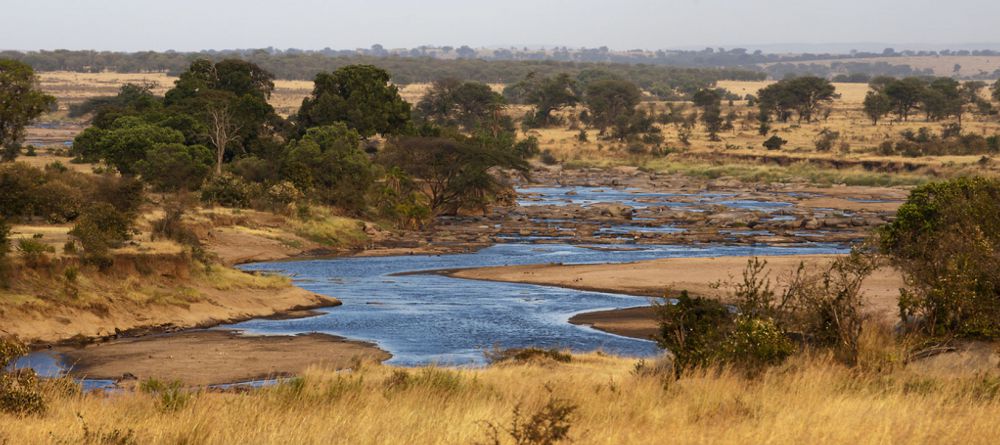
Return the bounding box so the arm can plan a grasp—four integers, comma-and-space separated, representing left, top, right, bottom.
448, 254, 905, 339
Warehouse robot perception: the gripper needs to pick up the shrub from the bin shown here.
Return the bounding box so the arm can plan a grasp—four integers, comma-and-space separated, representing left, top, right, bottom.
654, 291, 734, 377
724, 316, 794, 375
814, 129, 839, 152
70, 203, 134, 265
0, 337, 46, 416
200, 173, 260, 208
139, 378, 192, 412
16, 237, 55, 268
152, 196, 199, 246
878, 177, 1000, 338
539, 149, 558, 166
479, 388, 577, 445
762, 135, 787, 150
484, 347, 572, 365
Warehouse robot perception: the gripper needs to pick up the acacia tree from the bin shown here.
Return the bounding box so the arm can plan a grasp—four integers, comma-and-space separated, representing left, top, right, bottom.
882, 77, 926, 122
583, 78, 641, 139
757, 76, 835, 124
692, 88, 723, 140
863, 91, 892, 125
0, 59, 56, 161
416, 79, 506, 131
506, 73, 579, 127
296, 65, 411, 138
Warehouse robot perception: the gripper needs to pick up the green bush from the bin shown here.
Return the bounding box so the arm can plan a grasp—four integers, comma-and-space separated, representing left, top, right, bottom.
16, 237, 55, 268
136, 143, 213, 192
654, 291, 734, 377
724, 316, 794, 375
70, 203, 134, 265
879, 177, 1000, 338
200, 173, 260, 208
762, 135, 787, 150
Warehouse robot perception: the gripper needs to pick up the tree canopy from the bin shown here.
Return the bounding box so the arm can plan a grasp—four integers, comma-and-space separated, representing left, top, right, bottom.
0, 59, 56, 158
296, 65, 411, 138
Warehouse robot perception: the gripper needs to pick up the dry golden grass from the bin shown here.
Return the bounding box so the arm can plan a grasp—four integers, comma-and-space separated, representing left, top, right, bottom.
3, 351, 1000, 444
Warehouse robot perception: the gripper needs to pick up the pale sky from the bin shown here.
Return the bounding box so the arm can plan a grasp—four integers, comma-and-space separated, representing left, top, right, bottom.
3, 0, 999, 52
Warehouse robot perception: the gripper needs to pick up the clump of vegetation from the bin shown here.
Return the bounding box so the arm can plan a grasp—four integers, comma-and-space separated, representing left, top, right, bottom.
762, 135, 787, 150
479, 388, 577, 445
656, 252, 877, 377
16, 236, 55, 268
879, 177, 1000, 339
139, 378, 193, 412
69, 203, 135, 266
484, 347, 572, 365
0, 337, 46, 416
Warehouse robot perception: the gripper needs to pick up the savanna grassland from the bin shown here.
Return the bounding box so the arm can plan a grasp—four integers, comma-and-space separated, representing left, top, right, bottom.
3, 53, 1000, 445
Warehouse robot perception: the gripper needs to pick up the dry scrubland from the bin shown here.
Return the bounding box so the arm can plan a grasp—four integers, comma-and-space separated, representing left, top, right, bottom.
529, 80, 1000, 187
3, 351, 1000, 444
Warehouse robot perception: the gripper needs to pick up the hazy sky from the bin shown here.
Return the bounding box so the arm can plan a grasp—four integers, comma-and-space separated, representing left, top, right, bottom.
3, 0, 999, 52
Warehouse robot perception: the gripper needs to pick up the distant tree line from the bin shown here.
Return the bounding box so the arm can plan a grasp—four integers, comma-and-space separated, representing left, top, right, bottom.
0, 50, 764, 99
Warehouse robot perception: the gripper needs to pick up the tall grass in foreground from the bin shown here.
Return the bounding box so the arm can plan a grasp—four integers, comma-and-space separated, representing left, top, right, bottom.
3, 352, 1000, 444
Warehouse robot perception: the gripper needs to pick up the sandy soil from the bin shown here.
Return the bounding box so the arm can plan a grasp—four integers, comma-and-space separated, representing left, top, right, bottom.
449, 255, 905, 339
58, 330, 390, 386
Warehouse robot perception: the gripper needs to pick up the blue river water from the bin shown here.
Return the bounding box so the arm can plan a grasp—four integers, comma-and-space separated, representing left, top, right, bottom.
230, 242, 846, 366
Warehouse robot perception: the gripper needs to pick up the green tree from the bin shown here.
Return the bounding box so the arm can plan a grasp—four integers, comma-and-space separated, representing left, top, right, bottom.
296, 65, 411, 138
583, 78, 641, 140
84, 117, 186, 175
882, 77, 926, 121
863, 91, 892, 125
282, 124, 375, 212
757, 76, 835, 123
993, 79, 1000, 102
879, 177, 1000, 338
416, 79, 506, 131
136, 143, 213, 192
379, 134, 528, 216
0, 59, 56, 160
922, 78, 963, 123
508, 73, 579, 127
692, 88, 723, 141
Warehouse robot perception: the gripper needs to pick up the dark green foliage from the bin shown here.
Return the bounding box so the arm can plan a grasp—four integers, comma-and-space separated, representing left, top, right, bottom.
136, 143, 213, 192
655, 291, 735, 377
0, 162, 142, 224
200, 173, 260, 208
79, 117, 187, 175
506, 73, 579, 127
379, 133, 529, 216
296, 65, 411, 137
282, 124, 374, 212
692, 89, 723, 141
583, 78, 641, 139
0, 59, 57, 156
863, 91, 892, 125
416, 78, 507, 131
757, 76, 835, 123
762, 135, 787, 150
878, 177, 1000, 338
